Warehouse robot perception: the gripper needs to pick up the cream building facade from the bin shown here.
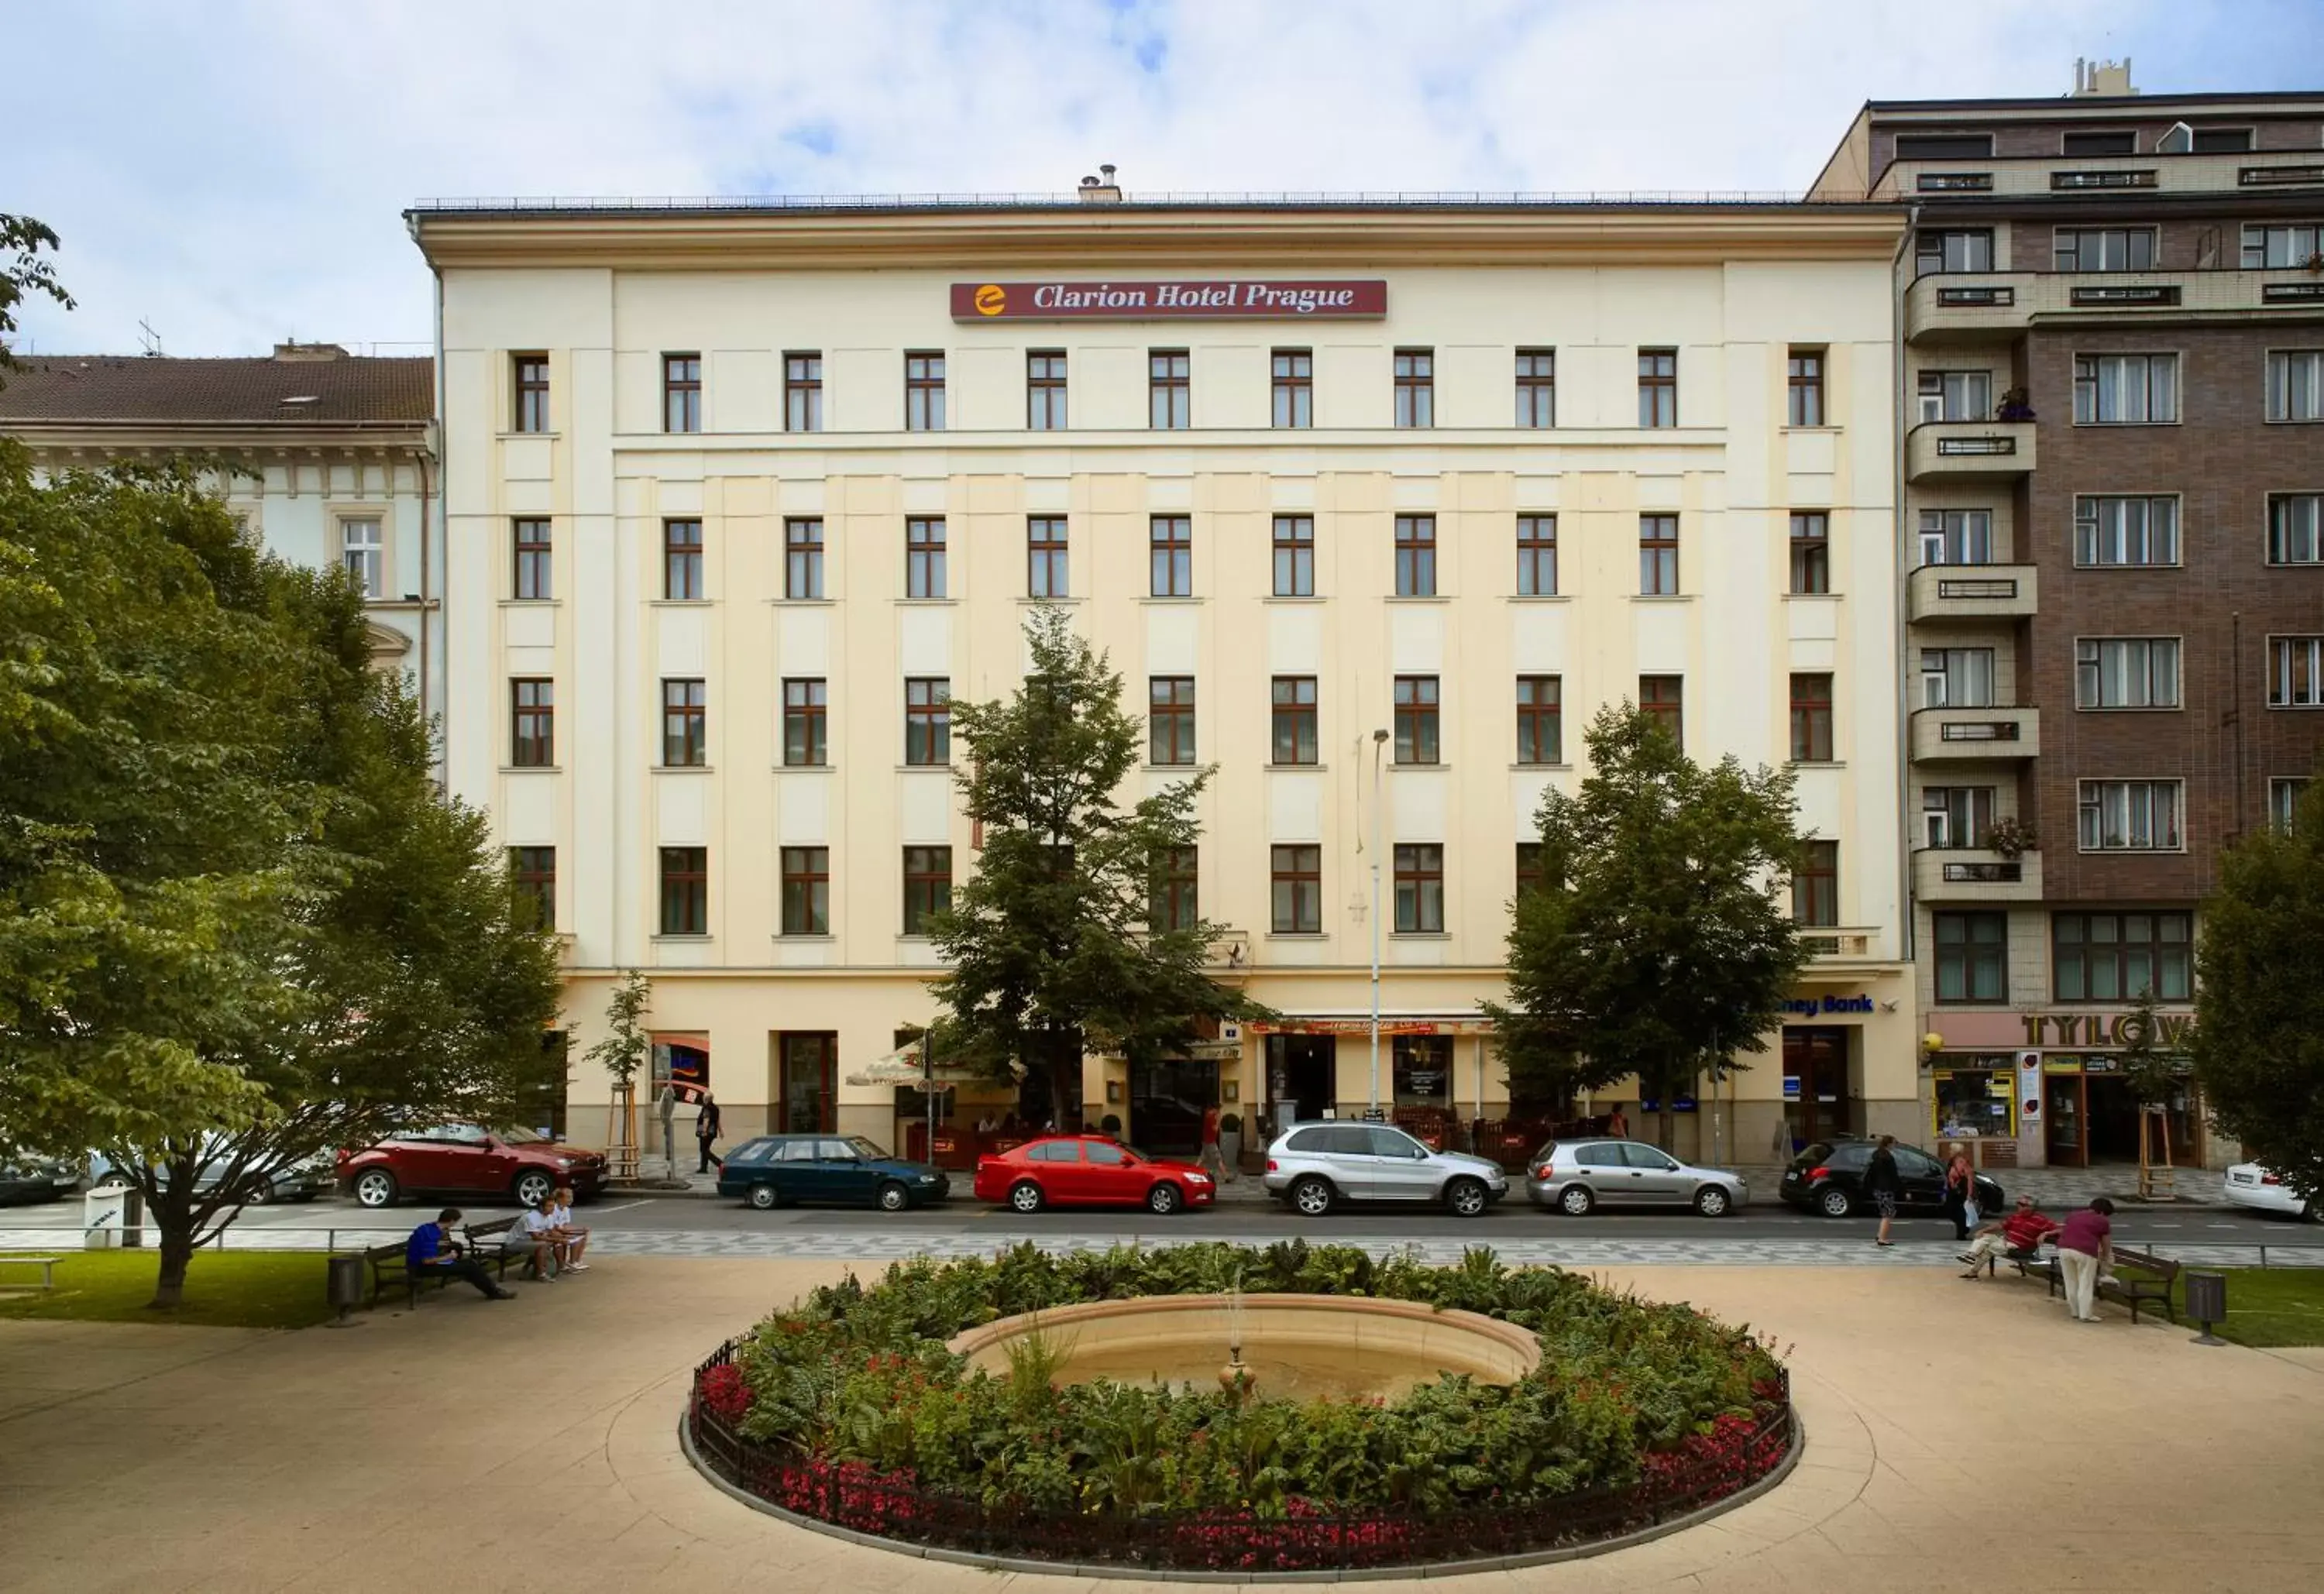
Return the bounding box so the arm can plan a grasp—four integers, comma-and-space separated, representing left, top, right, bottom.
412, 196, 1913, 1166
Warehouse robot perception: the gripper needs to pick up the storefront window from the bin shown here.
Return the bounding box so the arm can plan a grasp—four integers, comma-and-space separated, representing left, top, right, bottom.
1932, 1057, 2015, 1141
1392, 1036, 1452, 1108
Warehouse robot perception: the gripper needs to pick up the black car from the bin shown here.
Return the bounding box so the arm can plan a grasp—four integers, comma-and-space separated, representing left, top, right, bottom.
716, 1135, 950, 1212
0, 1156, 81, 1205
1779, 1139, 2004, 1219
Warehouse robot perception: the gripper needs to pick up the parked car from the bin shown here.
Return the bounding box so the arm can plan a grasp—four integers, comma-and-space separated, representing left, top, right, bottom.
717, 1134, 949, 1212
1779, 1138, 2004, 1218
1263, 1122, 1508, 1217
1526, 1139, 1747, 1217
972, 1134, 1215, 1214
0, 1156, 81, 1205
86, 1142, 335, 1204
2223, 1162, 2315, 1220
336, 1125, 608, 1209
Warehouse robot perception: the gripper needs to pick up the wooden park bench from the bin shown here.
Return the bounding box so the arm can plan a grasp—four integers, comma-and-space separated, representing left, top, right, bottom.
361, 1217, 522, 1307
0, 1256, 62, 1291
2059, 1245, 2182, 1325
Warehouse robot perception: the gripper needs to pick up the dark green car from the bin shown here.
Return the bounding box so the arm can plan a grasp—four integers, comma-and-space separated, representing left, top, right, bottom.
717, 1134, 951, 1213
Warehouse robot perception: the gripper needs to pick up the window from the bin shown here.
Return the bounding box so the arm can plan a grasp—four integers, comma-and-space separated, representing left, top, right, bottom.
1917, 369, 1992, 424
341, 518, 383, 599
777, 518, 823, 599
2244, 225, 2324, 270
1922, 786, 1996, 850
1026, 350, 1067, 429
513, 519, 552, 600
1515, 842, 1545, 896
1394, 844, 1445, 933
1789, 512, 1830, 593
1639, 675, 1683, 740
1272, 515, 1314, 596
1515, 675, 1563, 765
1027, 517, 1069, 598
1639, 514, 1679, 594
2074, 353, 2177, 424
511, 678, 554, 767
2271, 494, 2324, 563
508, 846, 555, 931
1149, 349, 1189, 429
902, 846, 952, 934
1898, 133, 1993, 161
1272, 349, 1313, 428
906, 517, 947, 598
1515, 349, 1556, 427
2074, 495, 2179, 567
1638, 349, 1676, 427
2078, 780, 2183, 851
2077, 638, 2181, 708
1270, 845, 1322, 934
1393, 675, 1440, 765
662, 678, 706, 767
1920, 648, 1996, 709
1787, 348, 1825, 427
781, 847, 830, 936
664, 519, 703, 599
2266, 351, 2324, 422
1915, 228, 1994, 274
1149, 676, 1196, 766
2271, 637, 2324, 708
2054, 227, 2157, 272
1934, 912, 2008, 1003
513, 355, 550, 433
905, 677, 951, 764
1516, 514, 1558, 596
663, 353, 702, 433
784, 352, 823, 431
659, 847, 708, 936
904, 351, 947, 431
782, 678, 827, 767
2271, 778, 2312, 832
1789, 673, 1834, 762
1394, 515, 1436, 597
1152, 846, 1198, 932
2193, 126, 2254, 153
1394, 349, 1433, 428
1918, 509, 1994, 568
1150, 515, 1191, 596
1792, 840, 1838, 927
2062, 129, 2138, 156
1271, 676, 1318, 765
2054, 912, 2192, 1001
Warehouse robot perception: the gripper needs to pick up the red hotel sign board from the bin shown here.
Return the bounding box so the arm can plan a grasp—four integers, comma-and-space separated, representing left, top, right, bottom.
951, 280, 1387, 322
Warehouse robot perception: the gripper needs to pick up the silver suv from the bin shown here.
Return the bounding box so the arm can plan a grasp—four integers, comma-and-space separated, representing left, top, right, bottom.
1263, 1122, 1508, 1218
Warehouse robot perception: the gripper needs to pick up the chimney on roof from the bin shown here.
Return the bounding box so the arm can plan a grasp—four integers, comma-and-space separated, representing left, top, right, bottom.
2071, 57, 2137, 97
1078, 163, 1123, 204
273, 341, 349, 361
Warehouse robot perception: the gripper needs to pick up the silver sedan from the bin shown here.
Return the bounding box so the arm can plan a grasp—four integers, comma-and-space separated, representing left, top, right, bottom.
1526, 1138, 1748, 1218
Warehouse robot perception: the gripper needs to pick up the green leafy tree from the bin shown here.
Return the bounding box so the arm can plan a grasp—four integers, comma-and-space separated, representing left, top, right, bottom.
1, 212, 74, 380
1483, 705, 1812, 1151
927, 608, 1266, 1123
2194, 782, 2324, 1205
2117, 987, 2186, 1184
585, 969, 653, 1089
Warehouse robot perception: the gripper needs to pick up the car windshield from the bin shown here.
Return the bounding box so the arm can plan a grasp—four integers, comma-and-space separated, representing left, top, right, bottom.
845, 1136, 889, 1161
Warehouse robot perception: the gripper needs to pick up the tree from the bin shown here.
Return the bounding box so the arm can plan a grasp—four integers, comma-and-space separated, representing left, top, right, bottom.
2116, 988, 2185, 1197
585, 970, 653, 1089
1, 212, 74, 379
2194, 781, 2324, 1207
927, 607, 1265, 1123
1483, 706, 1812, 1152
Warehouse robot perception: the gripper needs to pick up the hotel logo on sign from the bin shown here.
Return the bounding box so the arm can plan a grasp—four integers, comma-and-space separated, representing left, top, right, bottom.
950, 279, 1388, 321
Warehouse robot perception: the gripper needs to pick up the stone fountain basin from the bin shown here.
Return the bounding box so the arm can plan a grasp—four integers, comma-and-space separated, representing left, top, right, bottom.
945, 1293, 1542, 1403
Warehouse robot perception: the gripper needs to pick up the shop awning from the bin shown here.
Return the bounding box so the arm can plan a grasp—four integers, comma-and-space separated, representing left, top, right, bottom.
844, 1046, 985, 1091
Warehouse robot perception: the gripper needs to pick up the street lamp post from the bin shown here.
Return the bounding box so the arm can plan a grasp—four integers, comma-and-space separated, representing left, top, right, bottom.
1369, 727, 1389, 1118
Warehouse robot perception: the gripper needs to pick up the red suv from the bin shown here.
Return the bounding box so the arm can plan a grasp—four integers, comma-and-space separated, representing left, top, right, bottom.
337, 1125, 607, 1209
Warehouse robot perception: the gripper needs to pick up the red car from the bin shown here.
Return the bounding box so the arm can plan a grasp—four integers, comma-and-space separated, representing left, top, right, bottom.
973, 1135, 1215, 1214
337, 1125, 607, 1210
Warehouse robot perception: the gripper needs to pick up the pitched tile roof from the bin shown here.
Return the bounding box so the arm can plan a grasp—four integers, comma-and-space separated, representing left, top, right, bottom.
0, 349, 432, 426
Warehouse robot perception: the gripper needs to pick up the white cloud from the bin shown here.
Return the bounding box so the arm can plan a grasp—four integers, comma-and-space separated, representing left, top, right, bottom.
1, 0, 2292, 355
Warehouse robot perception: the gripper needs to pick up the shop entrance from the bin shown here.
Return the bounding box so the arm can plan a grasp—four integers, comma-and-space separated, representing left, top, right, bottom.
2044, 1072, 2085, 1166
1267, 1035, 1335, 1132
1781, 1027, 1854, 1153
1129, 1057, 1217, 1157
2085, 1074, 2143, 1163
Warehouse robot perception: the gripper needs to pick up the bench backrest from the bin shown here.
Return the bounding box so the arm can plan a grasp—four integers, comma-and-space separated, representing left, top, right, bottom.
364, 1242, 404, 1262
2113, 1247, 2179, 1276
465, 1218, 518, 1240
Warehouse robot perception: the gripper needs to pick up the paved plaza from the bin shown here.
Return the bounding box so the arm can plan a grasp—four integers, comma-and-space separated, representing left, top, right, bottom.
4, 1255, 2322, 1592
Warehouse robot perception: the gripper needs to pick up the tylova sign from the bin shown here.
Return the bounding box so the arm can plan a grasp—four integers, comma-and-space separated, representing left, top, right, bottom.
951, 279, 1388, 321
2021, 1010, 2195, 1047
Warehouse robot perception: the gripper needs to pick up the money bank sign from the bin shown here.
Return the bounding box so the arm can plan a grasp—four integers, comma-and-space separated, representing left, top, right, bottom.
951, 279, 1388, 321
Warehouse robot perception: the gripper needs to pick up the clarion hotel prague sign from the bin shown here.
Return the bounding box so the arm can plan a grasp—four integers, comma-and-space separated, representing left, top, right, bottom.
951, 280, 1388, 321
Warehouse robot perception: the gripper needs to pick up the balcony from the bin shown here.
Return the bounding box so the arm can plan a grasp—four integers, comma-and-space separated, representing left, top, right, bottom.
1908, 563, 2038, 625
1907, 421, 2035, 484
1911, 705, 2040, 763
1913, 847, 2044, 905
1797, 926, 1888, 965
1907, 267, 2324, 343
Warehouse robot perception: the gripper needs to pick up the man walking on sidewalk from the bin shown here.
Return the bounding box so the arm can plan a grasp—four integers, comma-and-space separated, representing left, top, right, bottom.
695, 1091, 724, 1173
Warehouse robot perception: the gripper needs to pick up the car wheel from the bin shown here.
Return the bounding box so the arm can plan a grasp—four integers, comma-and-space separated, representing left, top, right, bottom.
513, 1170, 554, 1208
877, 1180, 910, 1213
1818, 1184, 1855, 1219
1146, 1182, 1184, 1215
1557, 1183, 1595, 1217
1289, 1177, 1336, 1218
352, 1170, 399, 1209
242, 1181, 273, 1206
1693, 1185, 1732, 1218
1008, 1181, 1046, 1214
747, 1183, 779, 1211
1445, 1177, 1489, 1218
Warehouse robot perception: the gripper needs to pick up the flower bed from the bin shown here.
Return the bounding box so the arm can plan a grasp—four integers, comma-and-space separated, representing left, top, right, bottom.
686, 1242, 1792, 1574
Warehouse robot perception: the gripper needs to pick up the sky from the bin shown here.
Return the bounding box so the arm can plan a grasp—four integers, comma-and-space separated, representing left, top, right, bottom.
5, 0, 2319, 357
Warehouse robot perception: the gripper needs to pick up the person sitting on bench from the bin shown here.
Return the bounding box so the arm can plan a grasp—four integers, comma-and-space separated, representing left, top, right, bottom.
407, 1208, 514, 1300
1960, 1194, 2061, 1278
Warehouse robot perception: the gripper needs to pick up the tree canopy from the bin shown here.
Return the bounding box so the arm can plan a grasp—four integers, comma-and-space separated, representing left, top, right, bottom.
1, 211, 74, 376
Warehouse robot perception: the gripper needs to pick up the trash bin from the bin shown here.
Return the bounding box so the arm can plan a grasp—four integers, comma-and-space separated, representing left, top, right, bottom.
326, 1254, 368, 1327
81, 1182, 142, 1251
2185, 1269, 2227, 1345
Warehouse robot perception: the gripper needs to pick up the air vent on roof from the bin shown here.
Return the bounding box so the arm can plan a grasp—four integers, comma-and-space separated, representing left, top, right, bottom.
279, 395, 320, 406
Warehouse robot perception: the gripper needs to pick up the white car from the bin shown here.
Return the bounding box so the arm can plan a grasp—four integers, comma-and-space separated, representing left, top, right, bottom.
2223, 1163, 2315, 1220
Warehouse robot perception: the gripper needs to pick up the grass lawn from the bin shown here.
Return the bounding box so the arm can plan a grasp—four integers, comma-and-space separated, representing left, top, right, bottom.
0, 1249, 337, 1329
2202, 1268, 2324, 1348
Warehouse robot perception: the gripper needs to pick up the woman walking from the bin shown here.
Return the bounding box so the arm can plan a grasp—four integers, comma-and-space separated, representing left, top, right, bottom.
2057, 1197, 2116, 1322
1943, 1143, 1976, 1242
1865, 1134, 1903, 1247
